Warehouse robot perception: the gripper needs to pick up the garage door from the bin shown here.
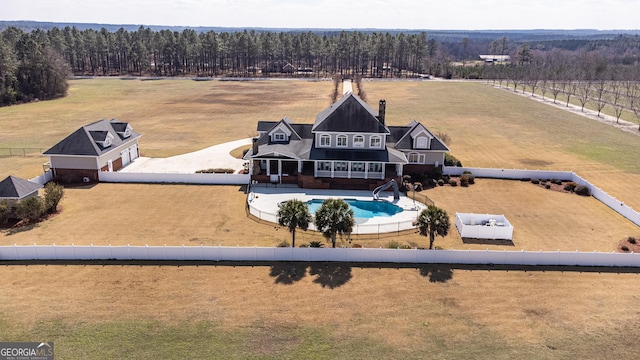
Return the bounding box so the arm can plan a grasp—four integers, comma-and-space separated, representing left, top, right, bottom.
129, 144, 139, 161
121, 149, 131, 166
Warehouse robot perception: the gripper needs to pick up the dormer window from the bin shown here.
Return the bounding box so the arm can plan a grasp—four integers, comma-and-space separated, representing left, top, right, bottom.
273, 132, 286, 142
415, 136, 429, 149
104, 136, 112, 147
123, 128, 132, 138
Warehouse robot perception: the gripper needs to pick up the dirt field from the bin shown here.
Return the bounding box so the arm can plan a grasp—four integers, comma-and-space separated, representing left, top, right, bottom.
1, 263, 639, 359
1, 79, 640, 358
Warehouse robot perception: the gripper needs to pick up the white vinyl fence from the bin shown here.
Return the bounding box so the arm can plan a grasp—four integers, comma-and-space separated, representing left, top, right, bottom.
1, 245, 639, 267
29, 170, 53, 185
443, 166, 640, 227
99, 171, 250, 185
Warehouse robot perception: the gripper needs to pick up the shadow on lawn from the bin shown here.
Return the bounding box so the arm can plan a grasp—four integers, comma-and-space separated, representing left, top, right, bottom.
269, 262, 307, 284
268, 262, 352, 288
419, 265, 454, 283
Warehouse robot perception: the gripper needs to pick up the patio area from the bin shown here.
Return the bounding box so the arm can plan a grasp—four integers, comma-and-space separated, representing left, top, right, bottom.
247, 184, 425, 235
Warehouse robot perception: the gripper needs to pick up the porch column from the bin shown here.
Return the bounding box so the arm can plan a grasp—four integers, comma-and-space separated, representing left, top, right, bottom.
298, 160, 302, 173
314, 161, 318, 177
278, 159, 282, 176
396, 163, 402, 176
266, 160, 270, 176
364, 162, 369, 179
381, 163, 386, 180
348, 162, 352, 179
331, 161, 335, 178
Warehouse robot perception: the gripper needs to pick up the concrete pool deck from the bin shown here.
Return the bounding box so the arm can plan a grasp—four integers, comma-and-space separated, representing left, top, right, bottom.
247, 184, 426, 234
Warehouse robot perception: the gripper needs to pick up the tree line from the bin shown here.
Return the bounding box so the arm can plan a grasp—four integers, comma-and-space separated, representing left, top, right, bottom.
0, 25, 638, 107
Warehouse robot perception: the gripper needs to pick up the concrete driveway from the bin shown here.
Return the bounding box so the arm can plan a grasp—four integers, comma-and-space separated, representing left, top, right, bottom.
120, 138, 252, 174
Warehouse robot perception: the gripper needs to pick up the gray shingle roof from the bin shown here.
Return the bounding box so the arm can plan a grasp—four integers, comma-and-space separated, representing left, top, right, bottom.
0, 176, 42, 199
43, 119, 141, 156
312, 93, 389, 134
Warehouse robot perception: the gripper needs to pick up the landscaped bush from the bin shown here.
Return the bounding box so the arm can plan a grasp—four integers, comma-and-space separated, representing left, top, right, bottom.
437, 179, 445, 186
520, 178, 531, 182
413, 182, 423, 191
531, 178, 540, 184
351, 243, 363, 248
308, 240, 324, 248
574, 185, 591, 196
460, 175, 470, 187
387, 241, 402, 249
0, 200, 10, 224
277, 240, 290, 247
545, 184, 551, 189
449, 179, 458, 187
552, 179, 563, 185
44, 182, 64, 213
299, 243, 310, 248
400, 244, 413, 249
462, 170, 475, 184
402, 174, 412, 184
628, 237, 637, 244
563, 182, 577, 192
621, 246, 629, 252
444, 153, 462, 167
15, 197, 45, 223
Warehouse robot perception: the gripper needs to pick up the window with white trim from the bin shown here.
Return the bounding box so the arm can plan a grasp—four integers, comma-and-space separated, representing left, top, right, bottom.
408, 152, 420, 163
318, 161, 331, 171
368, 163, 382, 172
352, 162, 364, 172
104, 137, 112, 147
415, 136, 429, 149
273, 132, 286, 142
370, 136, 381, 148
353, 135, 364, 147
319, 134, 331, 147
334, 162, 348, 171
337, 135, 347, 147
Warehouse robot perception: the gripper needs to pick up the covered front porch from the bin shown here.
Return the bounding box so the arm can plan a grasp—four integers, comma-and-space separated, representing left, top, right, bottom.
250, 158, 403, 189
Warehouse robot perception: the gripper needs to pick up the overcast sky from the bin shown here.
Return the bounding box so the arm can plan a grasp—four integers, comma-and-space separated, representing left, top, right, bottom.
3, 0, 639, 30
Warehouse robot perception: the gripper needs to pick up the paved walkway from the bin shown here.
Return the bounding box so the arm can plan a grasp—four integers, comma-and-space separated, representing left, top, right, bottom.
121, 138, 252, 174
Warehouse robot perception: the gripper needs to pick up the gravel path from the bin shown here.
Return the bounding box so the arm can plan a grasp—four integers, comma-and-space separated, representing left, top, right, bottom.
493, 84, 640, 136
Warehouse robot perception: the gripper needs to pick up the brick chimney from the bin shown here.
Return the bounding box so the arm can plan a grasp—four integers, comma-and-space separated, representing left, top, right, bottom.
378, 99, 386, 125
252, 137, 259, 155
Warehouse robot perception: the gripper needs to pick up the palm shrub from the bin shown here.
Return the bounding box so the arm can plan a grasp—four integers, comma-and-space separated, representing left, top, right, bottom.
416, 205, 451, 250
314, 198, 355, 248
308, 241, 324, 248
277, 199, 312, 248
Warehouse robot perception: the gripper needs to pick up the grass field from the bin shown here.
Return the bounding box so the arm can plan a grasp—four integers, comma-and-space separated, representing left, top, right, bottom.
1, 79, 640, 358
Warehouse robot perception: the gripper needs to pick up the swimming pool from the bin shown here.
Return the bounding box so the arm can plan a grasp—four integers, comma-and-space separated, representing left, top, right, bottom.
306, 198, 403, 219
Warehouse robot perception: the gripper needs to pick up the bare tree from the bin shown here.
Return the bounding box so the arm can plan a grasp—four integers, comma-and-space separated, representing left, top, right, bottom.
577, 81, 592, 112
610, 80, 625, 124
592, 78, 609, 117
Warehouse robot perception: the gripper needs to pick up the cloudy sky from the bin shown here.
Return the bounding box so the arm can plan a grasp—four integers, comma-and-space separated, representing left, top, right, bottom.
3, 0, 639, 30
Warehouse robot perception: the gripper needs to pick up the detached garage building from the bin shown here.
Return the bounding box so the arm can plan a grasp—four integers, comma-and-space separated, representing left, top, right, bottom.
43, 119, 141, 183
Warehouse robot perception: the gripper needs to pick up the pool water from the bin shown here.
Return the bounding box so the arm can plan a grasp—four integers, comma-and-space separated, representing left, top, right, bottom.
306, 198, 403, 219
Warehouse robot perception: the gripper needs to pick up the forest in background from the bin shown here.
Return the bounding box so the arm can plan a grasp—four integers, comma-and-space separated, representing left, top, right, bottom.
0, 22, 639, 107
